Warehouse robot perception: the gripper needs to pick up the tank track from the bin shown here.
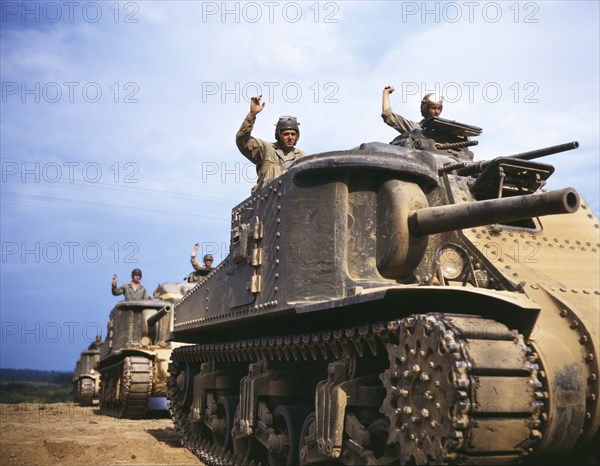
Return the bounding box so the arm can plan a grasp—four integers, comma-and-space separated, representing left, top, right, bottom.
99, 355, 154, 419
78, 378, 96, 406
168, 313, 542, 465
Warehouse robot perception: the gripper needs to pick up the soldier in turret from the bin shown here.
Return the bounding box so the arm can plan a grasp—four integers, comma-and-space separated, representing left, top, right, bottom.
185, 243, 214, 283
236, 95, 306, 193
381, 86, 476, 160
88, 335, 102, 350
381, 85, 443, 134
111, 268, 150, 301
186, 243, 214, 282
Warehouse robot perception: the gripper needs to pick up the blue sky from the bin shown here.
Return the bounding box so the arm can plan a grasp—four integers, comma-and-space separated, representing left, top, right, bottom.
1, 0, 599, 371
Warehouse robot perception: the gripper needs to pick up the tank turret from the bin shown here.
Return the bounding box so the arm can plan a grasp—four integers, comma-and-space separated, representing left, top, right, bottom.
166, 126, 599, 465
390, 116, 483, 159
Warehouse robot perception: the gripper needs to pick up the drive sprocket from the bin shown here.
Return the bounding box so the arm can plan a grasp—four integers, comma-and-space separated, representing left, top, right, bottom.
380, 314, 541, 464
381, 314, 468, 464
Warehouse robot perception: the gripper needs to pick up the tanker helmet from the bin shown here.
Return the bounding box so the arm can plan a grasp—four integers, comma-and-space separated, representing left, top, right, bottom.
131, 268, 142, 278
420, 93, 444, 117
275, 116, 300, 142
203, 254, 214, 263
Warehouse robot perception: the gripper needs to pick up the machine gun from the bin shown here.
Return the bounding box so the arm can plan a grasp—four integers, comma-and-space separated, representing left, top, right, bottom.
435, 140, 479, 151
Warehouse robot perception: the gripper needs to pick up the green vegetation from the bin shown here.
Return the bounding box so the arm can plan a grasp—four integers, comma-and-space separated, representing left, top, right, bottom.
0, 369, 73, 403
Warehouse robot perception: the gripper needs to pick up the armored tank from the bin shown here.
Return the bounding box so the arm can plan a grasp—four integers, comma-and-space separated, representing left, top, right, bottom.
72, 348, 100, 406
167, 118, 599, 465
98, 282, 193, 418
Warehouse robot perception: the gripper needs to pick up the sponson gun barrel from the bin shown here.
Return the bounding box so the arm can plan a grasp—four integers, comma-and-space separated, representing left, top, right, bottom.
146, 305, 170, 327
408, 188, 580, 236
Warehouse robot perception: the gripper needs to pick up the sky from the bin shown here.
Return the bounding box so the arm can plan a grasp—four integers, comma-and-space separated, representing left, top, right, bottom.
1, 0, 599, 371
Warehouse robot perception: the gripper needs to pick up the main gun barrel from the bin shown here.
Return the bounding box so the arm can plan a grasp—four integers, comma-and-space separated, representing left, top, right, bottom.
408, 188, 579, 236
505, 141, 579, 161
456, 141, 579, 176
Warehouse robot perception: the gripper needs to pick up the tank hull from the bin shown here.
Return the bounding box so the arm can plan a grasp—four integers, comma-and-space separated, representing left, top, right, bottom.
168, 146, 599, 464
98, 299, 179, 418
73, 350, 100, 406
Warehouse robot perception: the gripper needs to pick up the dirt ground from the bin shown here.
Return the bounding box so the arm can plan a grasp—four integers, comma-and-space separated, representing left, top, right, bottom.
0, 403, 202, 466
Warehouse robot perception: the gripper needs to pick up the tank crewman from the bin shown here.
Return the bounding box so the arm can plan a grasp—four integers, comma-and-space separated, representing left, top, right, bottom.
381, 85, 443, 133
88, 335, 102, 350
186, 243, 214, 283
111, 268, 150, 300
236, 95, 306, 193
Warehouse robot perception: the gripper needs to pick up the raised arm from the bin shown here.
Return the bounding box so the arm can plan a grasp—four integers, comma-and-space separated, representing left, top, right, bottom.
382, 85, 395, 113
236, 95, 268, 164
111, 274, 123, 296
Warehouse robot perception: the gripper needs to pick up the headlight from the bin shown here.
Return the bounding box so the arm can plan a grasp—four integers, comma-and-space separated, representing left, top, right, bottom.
437, 244, 468, 280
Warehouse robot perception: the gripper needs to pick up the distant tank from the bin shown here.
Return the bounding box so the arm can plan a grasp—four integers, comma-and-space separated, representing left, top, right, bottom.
98, 282, 193, 418
167, 118, 599, 465
72, 348, 100, 406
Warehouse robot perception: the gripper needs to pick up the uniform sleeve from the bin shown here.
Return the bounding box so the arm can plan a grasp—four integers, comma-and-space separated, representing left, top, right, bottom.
190, 255, 202, 271
236, 113, 268, 164
112, 284, 124, 296
381, 107, 419, 134
141, 286, 150, 300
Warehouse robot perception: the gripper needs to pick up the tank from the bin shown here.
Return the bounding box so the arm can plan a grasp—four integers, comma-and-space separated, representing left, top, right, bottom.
98, 281, 193, 418
72, 348, 100, 406
167, 118, 599, 465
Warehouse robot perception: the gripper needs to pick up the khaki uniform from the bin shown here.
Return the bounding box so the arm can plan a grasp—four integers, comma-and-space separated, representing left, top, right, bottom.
88, 340, 101, 350
190, 255, 213, 278
112, 282, 150, 301
381, 107, 422, 133
236, 113, 306, 192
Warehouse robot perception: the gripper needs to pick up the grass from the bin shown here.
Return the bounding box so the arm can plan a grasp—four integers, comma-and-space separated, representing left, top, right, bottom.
0, 381, 73, 404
